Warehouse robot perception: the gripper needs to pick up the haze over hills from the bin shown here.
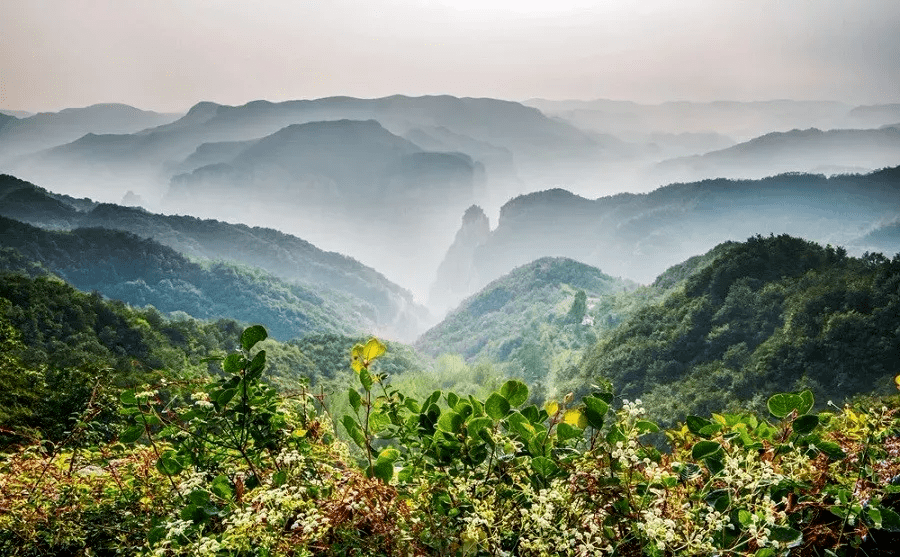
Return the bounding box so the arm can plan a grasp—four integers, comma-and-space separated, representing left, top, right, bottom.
525, 99, 900, 141
3, 95, 900, 311
654, 126, 900, 184
0, 103, 181, 163
429, 167, 900, 311
0, 95, 602, 298
0, 174, 429, 340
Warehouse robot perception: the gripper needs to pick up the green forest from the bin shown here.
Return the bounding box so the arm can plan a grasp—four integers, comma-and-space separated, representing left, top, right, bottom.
2, 227, 900, 555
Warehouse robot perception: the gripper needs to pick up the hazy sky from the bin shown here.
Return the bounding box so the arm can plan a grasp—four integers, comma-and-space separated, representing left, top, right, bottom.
3, 0, 899, 113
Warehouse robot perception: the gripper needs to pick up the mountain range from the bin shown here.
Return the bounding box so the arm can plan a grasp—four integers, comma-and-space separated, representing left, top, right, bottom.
653, 126, 900, 183
0, 103, 180, 163
429, 166, 900, 311
0, 174, 428, 340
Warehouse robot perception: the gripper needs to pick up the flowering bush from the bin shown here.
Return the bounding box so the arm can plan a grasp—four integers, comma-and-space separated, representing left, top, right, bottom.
2, 325, 900, 556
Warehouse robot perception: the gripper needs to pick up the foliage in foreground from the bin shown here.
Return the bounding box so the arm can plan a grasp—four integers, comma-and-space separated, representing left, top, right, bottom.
3, 326, 900, 556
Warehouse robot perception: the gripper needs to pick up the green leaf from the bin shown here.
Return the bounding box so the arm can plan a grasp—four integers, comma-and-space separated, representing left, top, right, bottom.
348, 389, 362, 413
148, 525, 167, 545
768, 525, 802, 545
521, 404, 541, 424
342, 415, 367, 450
467, 417, 493, 438
768, 390, 814, 419
798, 390, 814, 415
359, 368, 374, 391
437, 411, 464, 434
418, 403, 440, 435
217, 388, 236, 407
698, 423, 723, 437
635, 420, 660, 434
119, 424, 144, 444
485, 393, 511, 420
240, 325, 268, 352
211, 475, 233, 501
246, 350, 266, 381
531, 456, 559, 477
120, 390, 137, 406
507, 411, 536, 441
446, 392, 459, 409
500, 380, 529, 407
223, 353, 245, 375
793, 414, 819, 435
556, 422, 583, 442
271, 469, 288, 487
879, 507, 900, 532
583, 408, 605, 430
686, 415, 711, 435
156, 452, 183, 476
815, 440, 846, 460
706, 489, 730, 512
692, 440, 723, 460
583, 396, 609, 418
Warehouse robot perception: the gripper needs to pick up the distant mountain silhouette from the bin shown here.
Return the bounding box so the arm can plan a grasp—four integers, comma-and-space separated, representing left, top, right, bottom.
0, 103, 180, 162
430, 167, 900, 308
6, 95, 595, 202
525, 99, 856, 140
654, 127, 900, 183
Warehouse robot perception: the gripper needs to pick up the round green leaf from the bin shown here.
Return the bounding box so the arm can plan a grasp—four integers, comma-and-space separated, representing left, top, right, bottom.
767, 392, 804, 418
437, 410, 463, 433
793, 414, 819, 435
240, 325, 268, 352
485, 393, 511, 420
500, 380, 529, 407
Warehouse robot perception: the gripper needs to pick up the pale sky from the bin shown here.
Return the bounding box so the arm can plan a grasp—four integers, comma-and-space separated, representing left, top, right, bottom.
2, 0, 899, 113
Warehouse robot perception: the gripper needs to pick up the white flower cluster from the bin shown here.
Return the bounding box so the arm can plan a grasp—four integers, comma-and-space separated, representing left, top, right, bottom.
135, 389, 159, 401
637, 506, 678, 551
177, 471, 207, 493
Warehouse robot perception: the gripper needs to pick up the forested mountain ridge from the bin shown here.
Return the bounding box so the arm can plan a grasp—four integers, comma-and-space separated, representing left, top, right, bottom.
417, 257, 638, 399
561, 234, 900, 425
431, 166, 900, 309
0, 174, 429, 339
0, 216, 371, 341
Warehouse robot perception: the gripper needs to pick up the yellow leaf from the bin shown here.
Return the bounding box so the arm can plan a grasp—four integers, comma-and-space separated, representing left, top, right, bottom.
363, 338, 386, 363
895, 375, 900, 390
545, 401, 560, 416
350, 344, 365, 373
563, 409, 588, 429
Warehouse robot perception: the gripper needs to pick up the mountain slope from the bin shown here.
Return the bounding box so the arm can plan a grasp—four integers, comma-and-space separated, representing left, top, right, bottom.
0, 174, 428, 339
561, 235, 900, 424
0, 216, 373, 341
417, 257, 636, 397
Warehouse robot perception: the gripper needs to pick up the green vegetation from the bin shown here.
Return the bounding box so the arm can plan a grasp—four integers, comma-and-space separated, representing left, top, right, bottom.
3, 325, 900, 556
417, 257, 637, 401
2, 229, 900, 555
563, 235, 900, 425
0, 216, 367, 340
